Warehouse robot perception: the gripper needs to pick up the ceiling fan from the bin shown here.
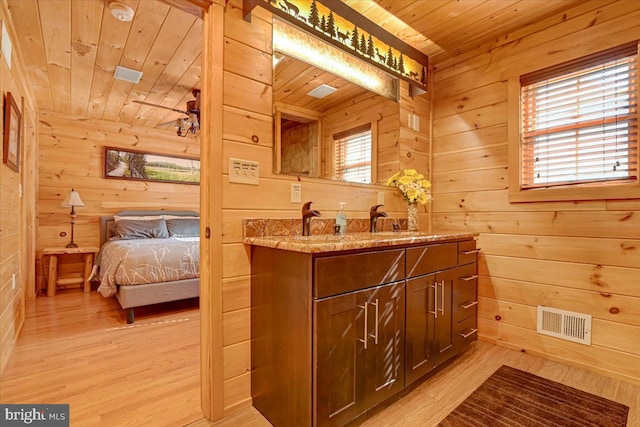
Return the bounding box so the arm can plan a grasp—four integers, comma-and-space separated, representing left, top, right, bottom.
133, 89, 200, 137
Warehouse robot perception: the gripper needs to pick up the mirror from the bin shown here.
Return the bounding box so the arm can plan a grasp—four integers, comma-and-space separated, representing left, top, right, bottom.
273, 51, 399, 184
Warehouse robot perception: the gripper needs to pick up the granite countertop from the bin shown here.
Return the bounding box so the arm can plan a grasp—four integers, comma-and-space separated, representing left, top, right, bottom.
243, 231, 475, 253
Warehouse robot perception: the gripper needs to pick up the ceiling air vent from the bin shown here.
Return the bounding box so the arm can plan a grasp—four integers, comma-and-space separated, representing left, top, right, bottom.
307, 84, 337, 99
114, 66, 143, 83
537, 306, 591, 345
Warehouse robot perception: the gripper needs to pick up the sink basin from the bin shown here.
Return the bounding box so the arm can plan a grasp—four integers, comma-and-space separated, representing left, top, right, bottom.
290, 234, 366, 242
371, 231, 426, 237
288, 232, 436, 243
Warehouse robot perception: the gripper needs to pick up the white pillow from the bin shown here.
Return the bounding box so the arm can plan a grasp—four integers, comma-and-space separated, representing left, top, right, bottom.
162, 215, 200, 220
114, 215, 164, 222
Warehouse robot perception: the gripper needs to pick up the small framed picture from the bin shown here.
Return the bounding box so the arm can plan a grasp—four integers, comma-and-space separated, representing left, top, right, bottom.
3, 91, 21, 173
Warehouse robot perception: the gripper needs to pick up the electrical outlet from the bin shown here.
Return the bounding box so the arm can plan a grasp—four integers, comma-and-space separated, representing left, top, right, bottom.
291, 183, 301, 203
229, 158, 259, 185
11, 273, 16, 290
377, 191, 384, 205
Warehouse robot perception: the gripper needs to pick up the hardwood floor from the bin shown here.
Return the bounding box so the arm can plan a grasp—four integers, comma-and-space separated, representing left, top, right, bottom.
3, 291, 638, 427
191, 340, 640, 427
0, 289, 202, 427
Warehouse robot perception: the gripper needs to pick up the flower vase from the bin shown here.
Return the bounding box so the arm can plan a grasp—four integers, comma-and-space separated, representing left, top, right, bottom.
407, 201, 419, 231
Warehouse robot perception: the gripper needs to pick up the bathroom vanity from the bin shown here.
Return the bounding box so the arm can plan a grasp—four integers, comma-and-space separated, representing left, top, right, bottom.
246, 232, 478, 427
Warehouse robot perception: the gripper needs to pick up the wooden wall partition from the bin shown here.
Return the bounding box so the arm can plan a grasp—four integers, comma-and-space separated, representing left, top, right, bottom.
200, 0, 224, 420
0, 2, 39, 374
36, 111, 200, 287
219, 0, 432, 414
431, 0, 640, 384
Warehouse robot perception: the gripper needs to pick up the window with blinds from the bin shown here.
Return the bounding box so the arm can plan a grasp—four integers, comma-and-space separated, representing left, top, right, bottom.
333, 124, 372, 184
520, 42, 638, 189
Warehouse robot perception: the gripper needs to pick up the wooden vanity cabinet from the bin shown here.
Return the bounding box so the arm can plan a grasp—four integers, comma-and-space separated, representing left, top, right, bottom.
250, 238, 477, 427
315, 281, 405, 427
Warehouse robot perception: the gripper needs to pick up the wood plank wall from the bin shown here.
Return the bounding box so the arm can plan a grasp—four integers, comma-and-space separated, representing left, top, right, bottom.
220, 0, 432, 414
36, 111, 200, 287
432, 0, 640, 384
0, 1, 39, 374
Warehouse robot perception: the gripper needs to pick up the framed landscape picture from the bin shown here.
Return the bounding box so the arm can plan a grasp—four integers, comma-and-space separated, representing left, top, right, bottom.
3, 92, 21, 173
104, 147, 200, 185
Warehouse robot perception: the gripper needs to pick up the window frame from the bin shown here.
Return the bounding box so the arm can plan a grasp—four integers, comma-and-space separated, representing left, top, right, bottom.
331, 122, 377, 184
508, 43, 640, 203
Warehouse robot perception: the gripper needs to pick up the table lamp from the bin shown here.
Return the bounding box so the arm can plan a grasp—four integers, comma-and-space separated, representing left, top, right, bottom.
60, 188, 85, 248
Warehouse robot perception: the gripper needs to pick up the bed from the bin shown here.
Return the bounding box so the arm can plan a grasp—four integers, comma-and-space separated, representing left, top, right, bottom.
96, 210, 200, 323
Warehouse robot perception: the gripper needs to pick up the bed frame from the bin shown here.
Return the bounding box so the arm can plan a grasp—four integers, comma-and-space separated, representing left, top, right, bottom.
99, 210, 200, 324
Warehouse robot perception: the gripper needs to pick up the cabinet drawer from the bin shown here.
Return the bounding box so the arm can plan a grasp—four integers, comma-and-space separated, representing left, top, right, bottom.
454, 316, 478, 349
454, 263, 477, 294
458, 239, 479, 265
453, 288, 477, 323
314, 249, 405, 298
406, 243, 457, 278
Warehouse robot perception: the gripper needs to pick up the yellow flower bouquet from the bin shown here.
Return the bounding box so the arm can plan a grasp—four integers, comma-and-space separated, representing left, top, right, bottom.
386, 169, 432, 204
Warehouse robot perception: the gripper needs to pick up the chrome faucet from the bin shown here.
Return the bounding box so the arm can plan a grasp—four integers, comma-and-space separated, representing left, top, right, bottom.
302, 201, 321, 236
369, 204, 388, 233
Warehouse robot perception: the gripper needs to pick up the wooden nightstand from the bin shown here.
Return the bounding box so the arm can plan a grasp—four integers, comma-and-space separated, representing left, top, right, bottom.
43, 246, 99, 296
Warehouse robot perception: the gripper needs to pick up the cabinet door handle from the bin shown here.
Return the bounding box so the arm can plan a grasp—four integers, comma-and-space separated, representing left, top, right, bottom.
459, 300, 478, 309
461, 274, 479, 281
428, 284, 438, 319
370, 299, 379, 345
438, 280, 445, 315
461, 249, 481, 255
358, 302, 368, 350
458, 328, 478, 339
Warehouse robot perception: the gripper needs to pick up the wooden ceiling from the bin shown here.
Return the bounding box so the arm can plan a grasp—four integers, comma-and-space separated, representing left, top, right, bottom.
7, 0, 202, 129
8, 0, 587, 130
350, 0, 585, 63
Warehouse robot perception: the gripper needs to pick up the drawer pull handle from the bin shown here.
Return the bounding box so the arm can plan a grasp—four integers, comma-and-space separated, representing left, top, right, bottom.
459, 301, 478, 309
428, 284, 437, 319
370, 299, 379, 345
461, 275, 479, 281
358, 303, 368, 350
461, 249, 480, 255
458, 328, 478, 339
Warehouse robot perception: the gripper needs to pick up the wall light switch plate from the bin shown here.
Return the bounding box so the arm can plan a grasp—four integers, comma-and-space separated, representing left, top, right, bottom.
229, 158, 259, 185
378, 191, 384, 205
408, 114, 420, 132
291, 183, 301, 203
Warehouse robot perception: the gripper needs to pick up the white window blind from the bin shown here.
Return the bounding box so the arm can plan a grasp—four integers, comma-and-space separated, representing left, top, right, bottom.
334, 124, 372, 184
520, 42, 638, 189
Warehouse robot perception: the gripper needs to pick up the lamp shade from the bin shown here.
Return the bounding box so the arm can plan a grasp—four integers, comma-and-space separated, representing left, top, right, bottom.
60, 188, 85, 208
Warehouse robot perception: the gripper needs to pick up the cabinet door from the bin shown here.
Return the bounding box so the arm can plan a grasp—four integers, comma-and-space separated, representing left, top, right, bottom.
315, 291, 367, 426
365, 281, 405, 411
405, 274, 436, 386
434, 268, 457, 366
